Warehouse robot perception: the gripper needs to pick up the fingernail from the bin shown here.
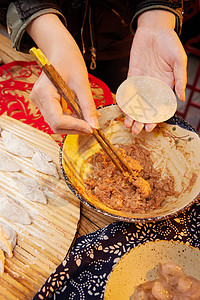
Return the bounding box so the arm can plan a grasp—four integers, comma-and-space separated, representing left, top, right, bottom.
132, 122, 144, 135
181, 92, 185, 102
124, 116, 133, 128
84, 124, 93, 134
96, 110, 101, 118
89, 117, 100, 129
177, 91, 185, 102
145, 123, 157, 132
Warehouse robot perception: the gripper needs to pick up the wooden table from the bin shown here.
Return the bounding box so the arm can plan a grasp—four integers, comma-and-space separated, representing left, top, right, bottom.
0, 32, 115, 240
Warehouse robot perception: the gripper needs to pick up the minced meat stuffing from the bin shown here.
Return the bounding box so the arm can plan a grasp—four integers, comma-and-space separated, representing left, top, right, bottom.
84, 141, 178, 214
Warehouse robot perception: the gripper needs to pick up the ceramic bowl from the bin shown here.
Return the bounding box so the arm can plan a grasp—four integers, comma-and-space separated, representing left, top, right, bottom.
104, 240, 200, 300
60, 104, 200, 222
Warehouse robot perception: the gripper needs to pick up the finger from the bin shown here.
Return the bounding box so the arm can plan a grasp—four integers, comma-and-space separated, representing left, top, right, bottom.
31, 90, 93, 134
48, 115, 93, 134
132, 122, 144, 135
65, 108, 101, 119
75, 85, 100, 129
47, 108, 93, 134
174, 52, 187, 102
49, 128, 92, 135
96, 109, 101, 118
145, 123, 157, 132
124, 115, 134, 128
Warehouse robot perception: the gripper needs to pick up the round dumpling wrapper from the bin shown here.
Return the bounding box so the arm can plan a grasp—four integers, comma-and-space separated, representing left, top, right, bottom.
116, 76, 177, 123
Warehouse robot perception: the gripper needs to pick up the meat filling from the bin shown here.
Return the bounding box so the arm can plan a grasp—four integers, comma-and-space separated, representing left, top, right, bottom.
130, 262, 200, 300
84, 142, 178, 214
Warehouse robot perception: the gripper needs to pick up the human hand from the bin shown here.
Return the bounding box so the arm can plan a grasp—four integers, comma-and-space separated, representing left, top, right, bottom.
126, 10, 187, 135
27, 14, 99, 134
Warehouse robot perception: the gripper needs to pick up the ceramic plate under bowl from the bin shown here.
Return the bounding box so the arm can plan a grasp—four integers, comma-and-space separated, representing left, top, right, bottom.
104, 240, 200, 300
60, 104, 200, 222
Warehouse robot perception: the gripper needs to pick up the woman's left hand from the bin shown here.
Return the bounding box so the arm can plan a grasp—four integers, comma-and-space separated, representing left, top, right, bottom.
126, 10, 187, 135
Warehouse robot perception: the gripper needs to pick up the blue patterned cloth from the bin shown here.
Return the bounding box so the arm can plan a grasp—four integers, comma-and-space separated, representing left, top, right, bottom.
33, 201, 200, 300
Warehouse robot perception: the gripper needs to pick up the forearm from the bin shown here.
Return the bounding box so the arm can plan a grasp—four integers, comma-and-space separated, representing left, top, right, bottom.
130, 0, 183, 35
137, 9, 176, 30
26, 14, 88, 84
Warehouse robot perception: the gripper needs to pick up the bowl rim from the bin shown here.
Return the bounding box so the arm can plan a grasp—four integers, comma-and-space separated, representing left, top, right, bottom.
59, 104, 200, 223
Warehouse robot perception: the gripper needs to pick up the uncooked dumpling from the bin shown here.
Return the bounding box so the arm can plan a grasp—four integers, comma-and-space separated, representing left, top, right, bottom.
0, 249, 5, 275
1, 131, 34, 157
0, 191, 31, 225
0, 150, 21, 172
11, 174, 47, 204
32, 150, 59, 179
0, 222, 17, 257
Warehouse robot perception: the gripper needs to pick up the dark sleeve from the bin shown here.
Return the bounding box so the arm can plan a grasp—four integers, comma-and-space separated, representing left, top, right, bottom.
0, 1, 12, 26
12, 0, 62, 19
130, 0, 184, 35
6, 0, 67, 53
0, 0, 60, 26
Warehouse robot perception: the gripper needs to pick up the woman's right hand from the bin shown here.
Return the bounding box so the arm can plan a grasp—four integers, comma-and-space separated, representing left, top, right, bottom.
27, 14, 99, 134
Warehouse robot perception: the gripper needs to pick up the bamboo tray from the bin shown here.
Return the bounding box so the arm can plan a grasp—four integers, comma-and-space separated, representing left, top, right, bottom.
0, 115, 80, 300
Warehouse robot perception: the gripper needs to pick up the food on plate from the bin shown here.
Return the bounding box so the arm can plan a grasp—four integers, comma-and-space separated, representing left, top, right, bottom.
84, 142, 178, 213
11, 173, 47, 204
0, 150, 21, 171
0, 191, 31, 224
1, 130, 34, 157
32, 149, 59, 179
130, 262, 200, 300
0, 249, 5, 275
0, 222, 17, 257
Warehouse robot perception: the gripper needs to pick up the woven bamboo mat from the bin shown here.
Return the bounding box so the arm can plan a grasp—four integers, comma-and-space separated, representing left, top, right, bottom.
0, 115, 80, 300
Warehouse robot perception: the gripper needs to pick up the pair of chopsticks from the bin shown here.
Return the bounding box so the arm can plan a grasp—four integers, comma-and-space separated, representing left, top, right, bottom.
29, 47, 134, 177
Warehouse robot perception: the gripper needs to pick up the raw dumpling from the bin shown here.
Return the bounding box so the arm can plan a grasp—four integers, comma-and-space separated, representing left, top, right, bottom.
0, 191, 31, 225
0, 151, 21, 172
1, 131, 34, 157
0, 249, 5, 275
11, 174, 47, 204
0, 222, 17, 257
32, 150, 59, 179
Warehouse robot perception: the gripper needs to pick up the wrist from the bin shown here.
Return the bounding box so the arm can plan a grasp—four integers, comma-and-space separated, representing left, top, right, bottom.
137, 10, 175, 30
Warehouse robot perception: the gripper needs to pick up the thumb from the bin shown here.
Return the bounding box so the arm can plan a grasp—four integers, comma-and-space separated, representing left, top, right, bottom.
174, 54, 187, 102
